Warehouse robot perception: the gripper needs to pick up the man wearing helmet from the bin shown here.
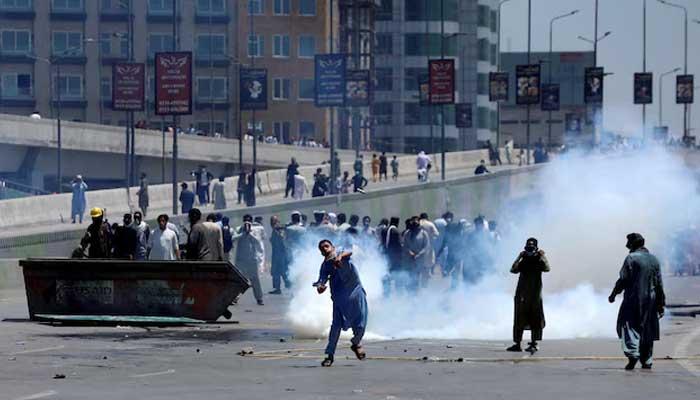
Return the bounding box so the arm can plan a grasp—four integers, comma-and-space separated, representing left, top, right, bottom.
80, 207, 112, 258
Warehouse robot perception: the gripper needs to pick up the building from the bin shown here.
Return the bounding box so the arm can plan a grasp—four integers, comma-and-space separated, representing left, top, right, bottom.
499, 51, 595, 147
372, 0, 499, 154
0, 0, 333, 144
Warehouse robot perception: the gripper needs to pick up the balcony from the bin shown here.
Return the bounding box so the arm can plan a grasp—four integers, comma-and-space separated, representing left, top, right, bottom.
194, 54, 230, 68
0, 51, 35, 64
51, 53, 87, 65
0, 94, 35, 108
194, 12, 230, 24
146, 8, 179, 23
0, 4, 35, 19
99, 8, 130, 22
52, 98, 87, 108
50, 7, 87, 21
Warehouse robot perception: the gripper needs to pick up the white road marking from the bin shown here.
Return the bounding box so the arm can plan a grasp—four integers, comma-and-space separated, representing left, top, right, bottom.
9, 346, 65, 356
13, 390, 58, 400
130, 369, 176, 378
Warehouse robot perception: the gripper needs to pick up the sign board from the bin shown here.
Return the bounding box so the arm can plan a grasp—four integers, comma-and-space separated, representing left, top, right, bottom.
489, 72, 509, 102
112, 62, 145, 111
634, 73, 653, 105
540, 84, 560, 111
418, 74, 430, 106
455, 103, 472, 128
676, 75, 694, 104
314, 54, 346, 107
154, 52, 192, 115
240, 68, 268, 111
346, 69, 370, 107
429, 59, 455, 105
515, 64, 540, 105
584, 67, 604, 104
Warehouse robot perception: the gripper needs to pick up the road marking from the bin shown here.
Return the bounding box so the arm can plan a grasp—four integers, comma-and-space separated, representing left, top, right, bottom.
130, 369, 176, 378
9, 346, 65, 356
673, 323, 700, 377
13, 390, 58, 400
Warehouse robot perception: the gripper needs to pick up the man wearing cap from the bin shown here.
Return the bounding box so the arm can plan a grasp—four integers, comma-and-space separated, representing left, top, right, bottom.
70, 175, 88, 224
80, 207, 112, 258
609, 233, 666, 370
508, 237, 550, 354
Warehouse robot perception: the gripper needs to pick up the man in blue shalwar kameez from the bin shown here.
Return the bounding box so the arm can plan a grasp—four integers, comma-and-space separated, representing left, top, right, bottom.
314, 239, 368, 367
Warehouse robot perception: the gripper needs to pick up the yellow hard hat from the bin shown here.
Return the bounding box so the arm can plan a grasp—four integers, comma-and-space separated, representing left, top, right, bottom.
89, 207, 103, 218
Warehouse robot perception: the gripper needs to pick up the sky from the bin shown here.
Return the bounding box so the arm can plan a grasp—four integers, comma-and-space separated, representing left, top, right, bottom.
501, 0, 700, 138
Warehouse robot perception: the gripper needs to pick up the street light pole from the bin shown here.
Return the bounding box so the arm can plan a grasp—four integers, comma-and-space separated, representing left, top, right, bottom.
56, 61, 63, 193
659, 67, 681, 126
657, 0, 688, 141
497, 0, 512, 149
526, 0, 531, 164
440, 0, 445, 181
171, 0, 179, 216
642, 0, 647, 141
548, 10, 579, 146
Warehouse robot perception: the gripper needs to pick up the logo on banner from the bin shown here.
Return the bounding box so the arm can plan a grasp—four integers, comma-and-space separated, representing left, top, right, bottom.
429, 59, 455, 105
541, 84, 560, 111
489, 72, 509, 102
634, 73, 653, 105
584, 67, 604, 104
112, 62, 144, 111
315, 54, 346, 107
240, 68, 268, 111
676, 75, 694, 104
516, 65, 540, 105
154, 52, 192, 115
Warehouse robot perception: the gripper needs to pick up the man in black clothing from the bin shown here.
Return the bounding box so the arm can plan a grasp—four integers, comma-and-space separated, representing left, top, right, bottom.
379, 152, 388, 181
285, 157, 299, 198
474, 160, 490, 175
352, 173, 368, 193
312, 168, 329, 197
112, 213, 137, 259
80, 207, 112, 259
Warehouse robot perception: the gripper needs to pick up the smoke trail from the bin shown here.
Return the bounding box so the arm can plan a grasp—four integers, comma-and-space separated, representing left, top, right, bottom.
286, 147, 698, 340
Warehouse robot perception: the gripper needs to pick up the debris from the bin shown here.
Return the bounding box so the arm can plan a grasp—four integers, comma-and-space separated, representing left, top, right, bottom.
422, 356, 428, 361
285, 388, 296, 392
16, 341, 26, 346
102, 356, 108, 360
279, 338, 286, 343
53, 374, 66, 379
446, 345, 454, 349
403, 349, 407, 353
196, 349, 201, 353
457, 357, 464, 362
386, 396, 397, 400
352, 389, 363, 394
245, 309, 253, 313
8, 357, 16, 361
238, 347, 255, 356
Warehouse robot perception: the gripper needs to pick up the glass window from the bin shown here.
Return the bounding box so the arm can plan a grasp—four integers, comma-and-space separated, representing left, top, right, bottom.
298, 78, 314, 100
372, 102, 392, 125
490, 44, 497, 64
148, 0, 173, 12
196, 77, 227, 100
273, 121, 291, 142
1, 0, 32, 9
52, 0, 82, 10
246, 120, 264, 134
404, 67, 426, 91
299, 0, 315, 16
404, 103, 454, 125
247, 34, 264, 57
196, 34, 226, 58
405, 0, 458, 22
477, 38, 488, 61
298, 35, 315, 58
477, 73, 488, 95
375, 68, 393, 91
196, 0, 225, 14
490, 9, 497, 33
299, 121, 315, 137
248, 0, 263, 15
405, 34, 457, 57
1, 30, 31, 53
273, 0, 290, 15
100, 0, 129, 11
377, 0, 392, 20
273, 78, 290, 100
1, 73, 32, 97
477, 5, 489, 27
375, 33, 392, 55
477, 106, 489, 129
196, 121, 225, 135
100, 32, 128, 58
100, 77, 111, 100
273, 35, 290, 57
490, 110, 498, 130
54, 75, 82, 98
52, 31, 83, 55
148, 33, 174, 57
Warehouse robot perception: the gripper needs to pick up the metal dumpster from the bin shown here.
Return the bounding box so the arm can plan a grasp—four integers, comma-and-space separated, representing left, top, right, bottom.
19, 258, 250, 322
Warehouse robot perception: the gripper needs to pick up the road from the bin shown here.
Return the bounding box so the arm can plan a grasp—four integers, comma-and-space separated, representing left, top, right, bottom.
1, 275, 699, 400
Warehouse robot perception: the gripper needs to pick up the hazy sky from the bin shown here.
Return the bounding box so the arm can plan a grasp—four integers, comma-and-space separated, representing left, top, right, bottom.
501, 0, 700, 137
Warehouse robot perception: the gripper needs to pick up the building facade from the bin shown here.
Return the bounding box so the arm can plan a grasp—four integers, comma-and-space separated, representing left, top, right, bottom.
499, 51, 595, 147
372, 0, 498, 154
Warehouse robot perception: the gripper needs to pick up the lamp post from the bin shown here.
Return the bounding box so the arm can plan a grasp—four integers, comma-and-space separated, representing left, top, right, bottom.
446, 32, 468, 150
548, 10, 579, 147
577, 30, 611, 146
497, 0, 513, 149
659, 67, 681, 126
642, 0, 647, 141
657, 0, 688, 141
526, 0, 531, 164
227, 55, 247, 173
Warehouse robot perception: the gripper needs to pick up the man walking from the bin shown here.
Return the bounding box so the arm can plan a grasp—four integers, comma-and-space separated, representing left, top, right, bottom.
609, 233, 666, 370
285, 157, 299, 198
379, 152, 388, 181
179, 183, 195, 215
234, 220, 265, 305
269, 215, 291, 294
293, 172, 309, 200
148, 214, 179, 260
391, 155, 399, 181
402, 216, 431, 291
137, 172, 149, 217
212, 176, 227, 210
508, 238, 550, 354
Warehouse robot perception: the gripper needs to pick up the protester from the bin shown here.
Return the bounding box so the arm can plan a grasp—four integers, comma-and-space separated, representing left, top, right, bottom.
419, 213, 439, 274
505, 139, 514, 165
233, 220, 265, 305
192, 165, 214, 205
269, 215, 291, 294
245, 170, 258, 207
391, 155, 399, 181
337, 171, 351, 194
179, 182, 195, 215
416, 151, 431, 182
436, 221, 464, 287
474, 160, 490, 175
371, 154, 380, 183
314, 240, 368, 367
79, 207, 112, 258
186, 208, 224, 261
221, 216, 234, 261
360, 216, 375, 238
312, 168, 329, 197
112, 213, 137, 259
608, 233, 666, 370
212, 176, 227, 210
402, 216, 431, 290
379, 152, 388, 181
353, 155, 364, 178
137, 172, 149, 217
293, 171, 309, 200
132, 211, 149, 261
352, 172, 368, 193
70, 175, 88, 224
381, 217, 404, 295
147, 214, 179, 260
285, 157, 299, 198
508, 238, 551, 354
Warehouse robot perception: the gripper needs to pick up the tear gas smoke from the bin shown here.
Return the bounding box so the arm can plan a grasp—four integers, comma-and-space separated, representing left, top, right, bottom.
286, 147, 698, 340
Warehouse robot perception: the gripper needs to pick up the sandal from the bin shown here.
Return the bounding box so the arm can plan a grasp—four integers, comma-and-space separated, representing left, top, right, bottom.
321, 355, 334, 367
351, 344, 366, 360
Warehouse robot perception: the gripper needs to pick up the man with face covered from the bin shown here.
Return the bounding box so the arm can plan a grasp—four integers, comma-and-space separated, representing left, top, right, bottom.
508, 238, 550, 354
609, 233, 666, 370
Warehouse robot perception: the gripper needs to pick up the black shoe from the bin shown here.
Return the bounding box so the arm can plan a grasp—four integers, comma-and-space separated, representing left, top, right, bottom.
321, 355, 334, 367
222, 309, 232, 320
525, 342, 538, 354
268, 289, 282, 295
506, 343, 522, 352
257, 300, 264, 306
641, 363, 652, 370
625, 358, 638, 370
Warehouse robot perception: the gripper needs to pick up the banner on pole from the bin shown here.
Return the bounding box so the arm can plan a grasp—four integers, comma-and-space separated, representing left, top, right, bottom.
540, 84, 560, 111
634, 73, 653, 105
112, 62, 145, 111
515, 64, 540, 105
455, 103, 472, 128
240, 67, 268, 111
676, 74, 694, 104
584, 67, 604, 104
314, 54, 346, 107
429, 59, 455, 105
346, 69, 370, 107
154, 52, 192, 115
489, 72, 509, 102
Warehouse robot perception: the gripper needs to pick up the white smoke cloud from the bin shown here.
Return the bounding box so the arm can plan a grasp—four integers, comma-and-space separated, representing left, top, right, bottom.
286, 147, 697, 341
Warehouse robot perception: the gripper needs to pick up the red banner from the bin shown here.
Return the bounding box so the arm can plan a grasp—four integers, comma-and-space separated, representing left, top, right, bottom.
429, 59, 455, 105
112, 62, 145, 111
155, 52, 193, 115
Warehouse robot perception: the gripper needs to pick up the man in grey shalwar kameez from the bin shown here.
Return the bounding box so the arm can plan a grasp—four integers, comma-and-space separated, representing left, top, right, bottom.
609, 233, 666, 370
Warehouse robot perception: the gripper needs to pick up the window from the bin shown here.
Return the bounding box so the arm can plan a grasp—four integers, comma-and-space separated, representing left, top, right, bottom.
405, 34, 457, 57
490, 44, 497, 64
100, 32, 128, 58
1, 73, 32, 97
52, 31, 83, 55
375, 33, 392, 55
273, 35, 290, 57
52, 0, 82, 10
248, 34, 264, 57
372, 102, 393, 125
298, 79, 314, 100
299, 121, 315, 137
404, 103, 454, 125
248, 0, 263, 15
274, 0, 290, 15
148, 0, 173, 13
196, 34, 226, 58
101, 0, 129, 11
477, 106, 489, 129
477, 73, 488, 95
1, 0, 31, 9
273, 121, 291, 142
477, 38, 488, 61
477, 5, 489, 27
196, 121, 225, 135
298, 35, 315, 58
405, 0, 458, 22
490, 110, 498, 130
375, 68, 393, 91
196, 77, 227, 100
196, 0, 225, 14
246, 120, 264, 134
273, 78, 290, 100
404, 67, 426, 91
490, 10, 498, 33
148, 33, 174, 57
1, 30, 30, 53
100, 77, 111, 100
54, 75, 82, 99
299, 0, 315, 16
377, 0, 392, 20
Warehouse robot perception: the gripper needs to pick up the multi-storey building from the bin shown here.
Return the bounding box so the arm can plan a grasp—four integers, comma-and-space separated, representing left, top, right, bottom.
372, 0, 499, 153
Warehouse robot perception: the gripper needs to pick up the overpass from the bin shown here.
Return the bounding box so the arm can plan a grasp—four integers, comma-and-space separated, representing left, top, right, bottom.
0, 113, 381, 191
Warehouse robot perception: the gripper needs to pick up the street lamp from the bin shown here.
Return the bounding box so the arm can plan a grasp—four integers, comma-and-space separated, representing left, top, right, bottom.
657, 0, 688, 141
659, 67, 681, 127
577, 29, 610, 147
227, 55, 248, 174
548, 9, 579, 147
496, 0, 514, 149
